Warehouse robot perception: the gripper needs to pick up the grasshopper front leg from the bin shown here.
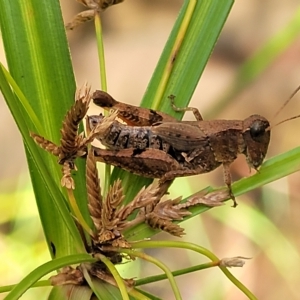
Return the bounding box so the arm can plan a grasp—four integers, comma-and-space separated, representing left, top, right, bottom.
222, 163, 237, 207
168, 95, 204, 121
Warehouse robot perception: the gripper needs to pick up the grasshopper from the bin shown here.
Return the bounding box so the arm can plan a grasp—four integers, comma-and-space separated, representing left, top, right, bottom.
90, 89, 299, 207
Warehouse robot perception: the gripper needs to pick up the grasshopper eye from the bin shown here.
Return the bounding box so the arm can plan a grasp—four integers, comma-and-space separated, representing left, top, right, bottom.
87, 114, 105, 130
250, 120, 268, 142
90, 118, 98, 128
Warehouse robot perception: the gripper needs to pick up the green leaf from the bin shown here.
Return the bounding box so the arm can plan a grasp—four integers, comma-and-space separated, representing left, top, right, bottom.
0, 65, 84, 254
0, 0, 88, 257
5, 254, 95, 300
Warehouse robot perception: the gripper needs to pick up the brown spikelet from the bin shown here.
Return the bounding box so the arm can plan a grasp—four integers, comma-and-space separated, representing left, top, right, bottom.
143, 195, 194, 237
86, 149, 103, 231
91, 179, 125, 244
144, 180, 174, 214
102, 179, 124, 226
116, 184, 159, 221
98, 229, 118, 243
145, 213, 185, 237
151, 197, 191, 220
61, 162, 75, 189
89, 266, 116, 285
111, 238, 131, 248
66, 0, 124, 30
177, 189, 229, 209
65, 10, 95, 30
219, 256, 251, 268
30, 132, 61, 156
98, 0, 124, 10
30, 86, 92, 190
60, 84, 91, 158
76, 0, 99, 8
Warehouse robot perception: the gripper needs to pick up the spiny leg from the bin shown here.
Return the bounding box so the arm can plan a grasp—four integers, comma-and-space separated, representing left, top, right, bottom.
168, 95, 203, 121
222, 163, 237, 207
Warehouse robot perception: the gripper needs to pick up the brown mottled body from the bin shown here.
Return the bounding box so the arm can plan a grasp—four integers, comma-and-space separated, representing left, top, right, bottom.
91, 91, 271, 207
89, 113, 270, 170
152, 115, 270, 170
150, 115, 270, 200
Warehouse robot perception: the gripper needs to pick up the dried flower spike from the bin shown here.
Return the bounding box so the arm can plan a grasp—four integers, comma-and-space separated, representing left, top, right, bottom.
30, 132, 61, 157
145, 213, 185, 237
59, 84, 91, 164
177, 189, 229, 209
219, 256, 251, 268
61, 161, 75, 190
66, 0, 124, 30
30, 84, 92, 189
86, 149, 103, 231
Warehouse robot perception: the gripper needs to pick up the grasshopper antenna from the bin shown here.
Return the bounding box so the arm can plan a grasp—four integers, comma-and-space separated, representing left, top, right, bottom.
272, 85, 300, 120
268, 84, 300, 130
271, 114, 300, 129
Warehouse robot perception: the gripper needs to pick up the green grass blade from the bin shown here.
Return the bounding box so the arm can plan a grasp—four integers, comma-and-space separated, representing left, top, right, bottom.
233, 146, 300, 196
4, 254, 95, 300
48, 286, 93, 300
0, 65, 84, 255
0, 0, 88, 256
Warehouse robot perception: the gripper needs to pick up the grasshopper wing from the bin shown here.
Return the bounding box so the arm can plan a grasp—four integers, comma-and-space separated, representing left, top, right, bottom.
152, 122, 208, 151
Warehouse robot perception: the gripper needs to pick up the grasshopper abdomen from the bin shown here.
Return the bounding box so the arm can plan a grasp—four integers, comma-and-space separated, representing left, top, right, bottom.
87, 114, 171, 152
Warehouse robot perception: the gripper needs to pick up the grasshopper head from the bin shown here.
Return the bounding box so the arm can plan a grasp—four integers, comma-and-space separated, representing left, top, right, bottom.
242, 115, 271, 170
86, 114, 105, 131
